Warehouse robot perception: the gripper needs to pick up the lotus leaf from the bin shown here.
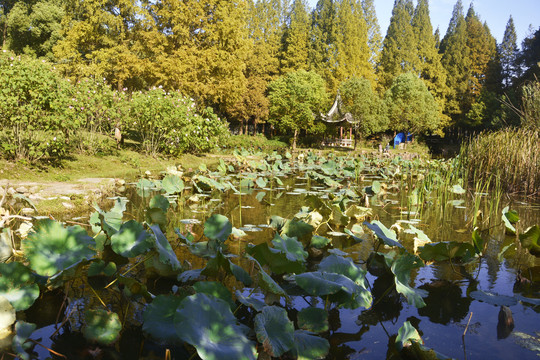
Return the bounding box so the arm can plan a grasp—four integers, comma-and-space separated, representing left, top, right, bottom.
204, 214, 233, 243
177, 269, 204, 282
297, 307, 328, 333
255, 191, 266, 202
193, 281, 235, 309
293, 330, 330, 360
318, 254, 368, 287
202, 250, 252, 286
83, 309, 122, 345
24, 220, 96, 276
519, 225, 540, 256
279, 219, 314, 242
246, 242, 305, 275
0, 295, 15, 332
136, 178, 157, 197
87, 260, 117, 277
0, 228, 12, 262
246, 255, 288, 297
272, 234, 308, 262
256, 177, 267, 188
254, 306, 295, 357
90, 198, 127, 238
175, 293, 256, 360
330, 205, 349, 226
149, 224, 181, 270
469, 290, 518, 307
111, 220, 153, 258
419, 241, 476, 262
149, 194, 170, 211
364, 220, 403, 248
451, 184, 466, 194
12, 321, 36, 360
344, 205, 372, 221
0, 262, 39, 311
391, 253, 427, 308
162, 174, 184, 194
235, 290, 266, 312
395, 321, 423, 350
143, 294, 185, 342
472, 228, 486, 255
146, 207, 168, 227
311, 235, 332, 249
502, 206, 519, 234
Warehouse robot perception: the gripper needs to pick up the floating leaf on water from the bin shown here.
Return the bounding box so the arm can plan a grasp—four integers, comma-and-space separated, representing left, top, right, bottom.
419, 241, 476, 263
272, 234, 308, 262
0, 295, 15, 332
298, 307, 328, 333
180, 219, 201, 225
256, 192, 266, 202
364, 220, 403, 248
24, 220, 96, 277
293, 330, 330, 360
451, 184, 466, 194
149, 194, 170, 212
311, 235, 332, 249
12, 321, 36, 360
204, 214, 233, 243
235, 290, 266, 312
232, 227, 248, 238
395, 321, 423, 350
83, 309, 122, 345
502, 206, 519, 234
174, 293, 257, 360
245, 254, 288, 296
254, 306, 295, 357
470, 290, 518, 307
448, 199, 465, 207
177, 269, 204, 282
162, 174, 184, 194
511, 331, 540, 354
519, 225, 540, 256
111, 220, 153, 258
391, 253, 427, 308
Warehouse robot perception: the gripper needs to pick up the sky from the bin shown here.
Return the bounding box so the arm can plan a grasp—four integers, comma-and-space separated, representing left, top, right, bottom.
306, 0, 540, 46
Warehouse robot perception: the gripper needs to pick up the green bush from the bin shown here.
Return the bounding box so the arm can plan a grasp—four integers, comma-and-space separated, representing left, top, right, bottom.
220, 134, 287, 151
128, 88, 229, 155
0, 50, 72, 161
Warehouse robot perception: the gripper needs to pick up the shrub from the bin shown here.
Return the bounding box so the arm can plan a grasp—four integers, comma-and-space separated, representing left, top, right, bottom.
0, 50, 72, 162
220, 134, 287, 151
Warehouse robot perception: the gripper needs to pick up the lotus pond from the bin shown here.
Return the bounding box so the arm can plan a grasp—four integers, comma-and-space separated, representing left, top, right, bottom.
1, 149, 539, 360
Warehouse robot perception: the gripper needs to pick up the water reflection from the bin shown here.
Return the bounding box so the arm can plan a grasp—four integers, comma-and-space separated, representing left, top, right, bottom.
417, 280, 472, 324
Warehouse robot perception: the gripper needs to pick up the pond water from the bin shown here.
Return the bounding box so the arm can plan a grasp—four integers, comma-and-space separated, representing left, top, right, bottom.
6, 152, 540, 359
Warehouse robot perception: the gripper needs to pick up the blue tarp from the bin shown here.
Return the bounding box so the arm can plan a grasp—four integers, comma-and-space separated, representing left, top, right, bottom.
393, 132, 412, 148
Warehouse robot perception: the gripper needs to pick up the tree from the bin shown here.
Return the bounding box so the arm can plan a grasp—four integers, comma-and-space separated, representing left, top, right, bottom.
514, 26, 540, 87
378, 0, 417, 90
440, 0, 469, 126
362, 0, 381, 73
412, 0, 449, 130
339, 76, 388, 148
268, 70, 328, 149
309, 0, 339, 90
334, 0, 371, 84
384, 72, 440, 136
500, 16, 518, 88
280, 0, 311, 73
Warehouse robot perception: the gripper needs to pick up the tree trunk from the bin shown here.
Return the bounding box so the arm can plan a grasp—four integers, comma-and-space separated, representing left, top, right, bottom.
292, 129, 298, 150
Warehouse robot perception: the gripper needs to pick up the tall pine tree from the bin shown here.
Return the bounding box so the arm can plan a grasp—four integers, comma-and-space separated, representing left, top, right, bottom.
500, 16, 518, 88
280, 0, 310, 73
378, 0, 417, 91
412, 0, 449, 131
361, 0, 381, 73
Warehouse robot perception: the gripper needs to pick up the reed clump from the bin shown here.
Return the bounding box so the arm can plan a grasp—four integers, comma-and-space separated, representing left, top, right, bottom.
460, 128, 540, 197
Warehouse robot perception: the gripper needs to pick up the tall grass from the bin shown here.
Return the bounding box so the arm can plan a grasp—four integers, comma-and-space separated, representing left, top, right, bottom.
460, 128, 540, 197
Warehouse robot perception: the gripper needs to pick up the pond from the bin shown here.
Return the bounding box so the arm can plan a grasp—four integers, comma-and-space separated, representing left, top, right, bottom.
1, 150, 539, 359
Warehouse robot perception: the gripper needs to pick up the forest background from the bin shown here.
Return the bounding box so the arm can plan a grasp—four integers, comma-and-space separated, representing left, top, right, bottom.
0, 0, 539, 162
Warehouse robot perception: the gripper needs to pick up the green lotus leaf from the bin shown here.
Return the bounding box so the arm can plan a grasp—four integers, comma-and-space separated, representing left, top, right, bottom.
143, 294, 184, 342
344, 205, 372, 221
272, 234, 308, 262
294, 271, 372, 309
149, 224, 181, 270
472, 228, 486, 255
280, 219, 314, 243
364, 220, 403, 248
255, 191, 266, 202
256, 177, 267, 188
146, 207, 168, 227
175, 293, 256, 360
246, 255, 288, 297
391, 253, 427, 308
136, 178, 157, 197
318, 254, 368, 287
310, 235, 332, 249
87, 260, 117, 277
83, 309, 122, 345
193, 281, 235, 309
201, 251, 252, 286
246, 242, 305, 275
395, 321, 423, 350
519, 225, 540, 256
197, 175, 226, 191
12, 321, 36, 360
24, 220, 96, 276
469, 290, 518, 307
90, 198, 127, 239
0, 262, 39, 311
418, 241, 476, 262
330, 205, 349, 226
0, 295, 16, 332
371, 180, 381, 194
293, 330, 330, 360
254, 306, 294, 357
149, 194, 170, 211
204, 214, 232, 243
297, 307, 328, 333
235, 290, 266, 312
111, 220, 153, 258
162, 174, 184, 195
502, 206, 519, 234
